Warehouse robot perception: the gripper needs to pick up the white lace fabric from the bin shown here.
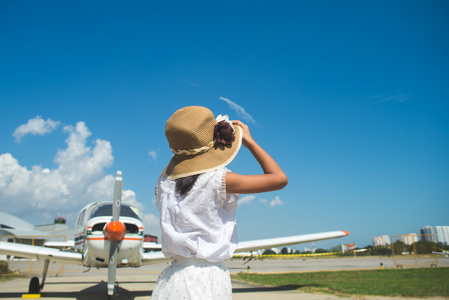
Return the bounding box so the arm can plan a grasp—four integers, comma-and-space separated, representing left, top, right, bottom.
156, 167, 239, 262
151, 261, 232, 300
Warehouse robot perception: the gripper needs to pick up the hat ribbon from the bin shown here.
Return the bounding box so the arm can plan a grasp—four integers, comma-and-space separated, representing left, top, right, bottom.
170, 139, 215, 156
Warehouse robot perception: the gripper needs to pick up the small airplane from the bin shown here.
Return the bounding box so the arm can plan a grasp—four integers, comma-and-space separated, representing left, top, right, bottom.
434, 248, 449, 256
0, 171, 349, 299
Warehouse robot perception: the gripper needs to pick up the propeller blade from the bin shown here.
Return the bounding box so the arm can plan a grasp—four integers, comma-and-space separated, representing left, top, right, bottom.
112, 171, 122, 222
107, 241, 118, 298
107, 170, 122, 298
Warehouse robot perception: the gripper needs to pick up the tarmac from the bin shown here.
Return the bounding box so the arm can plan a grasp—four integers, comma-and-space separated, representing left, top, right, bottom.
0, 274, 350, 300
0, 256, 448, 299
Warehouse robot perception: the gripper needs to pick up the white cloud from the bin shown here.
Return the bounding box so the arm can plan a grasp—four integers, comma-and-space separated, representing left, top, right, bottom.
122, 189, 140, 210
13, 116, 60, 142
260, 196, 283, 208
0, 121, 143, 227
238, 195, 256, 206
0, 154, 70, 209
269, 196, 283, 207
148, 150, 157, 162
219, 97, 258, 125
85, 175, 115, 202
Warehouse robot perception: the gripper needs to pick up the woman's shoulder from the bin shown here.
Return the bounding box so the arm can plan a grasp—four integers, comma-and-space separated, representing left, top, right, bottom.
195, 167, 232, 200
157, 174, 175, 194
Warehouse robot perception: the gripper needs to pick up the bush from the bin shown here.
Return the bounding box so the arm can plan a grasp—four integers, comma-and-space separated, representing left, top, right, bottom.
0, 261, 11, 276
413, 241, 436, 254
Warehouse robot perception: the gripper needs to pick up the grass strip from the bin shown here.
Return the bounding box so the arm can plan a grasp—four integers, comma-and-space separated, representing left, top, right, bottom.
231, 267, 449, 298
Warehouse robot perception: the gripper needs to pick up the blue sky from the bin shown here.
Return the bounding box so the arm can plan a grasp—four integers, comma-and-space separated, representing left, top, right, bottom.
1, 1, 448, 250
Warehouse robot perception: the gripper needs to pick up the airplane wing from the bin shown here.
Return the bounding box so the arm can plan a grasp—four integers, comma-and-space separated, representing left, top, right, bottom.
142, 230, 349, 264
143, 242, 162, 251
142, 250, 172, 265
1, 231, 347, 265
0, 241, 83, 265
235, 230, 349, 253
44, 240, 75, 248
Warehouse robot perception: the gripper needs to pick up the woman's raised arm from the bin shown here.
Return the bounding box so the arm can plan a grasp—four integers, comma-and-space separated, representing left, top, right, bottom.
226, 120, 288, 194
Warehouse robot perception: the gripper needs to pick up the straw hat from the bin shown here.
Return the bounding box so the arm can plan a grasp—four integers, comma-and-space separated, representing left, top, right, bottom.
164, 106, 242, 180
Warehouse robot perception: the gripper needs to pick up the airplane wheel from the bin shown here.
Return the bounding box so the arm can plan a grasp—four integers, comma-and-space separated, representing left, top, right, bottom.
29, 277, 40, 294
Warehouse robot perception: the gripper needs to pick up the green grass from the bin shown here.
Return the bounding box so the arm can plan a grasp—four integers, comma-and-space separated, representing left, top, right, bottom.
231, 267, 449, 298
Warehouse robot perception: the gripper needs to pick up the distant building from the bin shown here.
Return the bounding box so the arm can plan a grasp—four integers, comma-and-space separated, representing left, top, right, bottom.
1, 211, 48, 246
0, 211, 74, 246
420, 226, 449, 245
399, 233, 418, 245
144, 234, 158, 243
372, 235, 391, 247
34, 220, 75, 242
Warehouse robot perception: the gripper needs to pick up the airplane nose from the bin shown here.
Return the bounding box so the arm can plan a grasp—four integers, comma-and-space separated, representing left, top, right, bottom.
104, 221, 126, 241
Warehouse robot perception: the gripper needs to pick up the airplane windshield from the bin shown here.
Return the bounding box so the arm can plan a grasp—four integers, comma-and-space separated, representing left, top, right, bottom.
88, 203, 143, 221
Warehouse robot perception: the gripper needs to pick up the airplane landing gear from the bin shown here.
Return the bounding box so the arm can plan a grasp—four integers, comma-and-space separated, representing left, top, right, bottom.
28, 277, 40, 293
28, 259, 50, 294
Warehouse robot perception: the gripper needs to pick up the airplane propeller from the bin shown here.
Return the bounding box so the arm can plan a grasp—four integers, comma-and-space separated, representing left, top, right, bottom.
105, 171, 123, 299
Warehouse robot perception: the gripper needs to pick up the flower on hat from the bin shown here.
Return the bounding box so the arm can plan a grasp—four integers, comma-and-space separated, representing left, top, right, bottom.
214, 114, 235, 145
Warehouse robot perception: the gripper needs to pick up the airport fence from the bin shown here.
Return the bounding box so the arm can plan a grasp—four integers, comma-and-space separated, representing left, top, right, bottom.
391, 234, 439, 268
232, 252, 341, 259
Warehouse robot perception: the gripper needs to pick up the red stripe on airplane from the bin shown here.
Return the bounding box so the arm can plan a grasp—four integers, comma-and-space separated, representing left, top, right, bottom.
86, 237, 143, 241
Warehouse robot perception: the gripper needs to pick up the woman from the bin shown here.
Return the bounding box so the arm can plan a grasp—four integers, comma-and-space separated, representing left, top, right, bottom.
152, 106, 287, 299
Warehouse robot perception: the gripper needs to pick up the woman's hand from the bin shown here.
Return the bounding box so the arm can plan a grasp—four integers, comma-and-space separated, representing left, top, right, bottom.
232, 120, 255, 149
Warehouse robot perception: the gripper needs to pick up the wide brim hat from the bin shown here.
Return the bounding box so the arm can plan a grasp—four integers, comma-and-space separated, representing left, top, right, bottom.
165, 106, 242, 180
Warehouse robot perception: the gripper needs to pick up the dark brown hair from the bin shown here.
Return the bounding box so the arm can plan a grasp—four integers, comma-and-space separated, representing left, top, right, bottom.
175, 174, 200, 196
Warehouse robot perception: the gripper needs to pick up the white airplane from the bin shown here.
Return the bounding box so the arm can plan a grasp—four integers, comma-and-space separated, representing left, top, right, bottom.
434, 248, 449, 256
0, 171, 349, 299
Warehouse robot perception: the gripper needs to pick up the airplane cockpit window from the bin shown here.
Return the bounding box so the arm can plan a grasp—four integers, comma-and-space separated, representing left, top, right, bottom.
88, 203, 142, 221
76, 209, 86, 230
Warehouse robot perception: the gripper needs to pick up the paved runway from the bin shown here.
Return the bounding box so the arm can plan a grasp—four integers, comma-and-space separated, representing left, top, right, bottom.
1, 256, 448, 299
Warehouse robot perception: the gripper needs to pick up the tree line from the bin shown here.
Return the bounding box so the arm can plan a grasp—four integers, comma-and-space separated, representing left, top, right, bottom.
261, 241, 448, 256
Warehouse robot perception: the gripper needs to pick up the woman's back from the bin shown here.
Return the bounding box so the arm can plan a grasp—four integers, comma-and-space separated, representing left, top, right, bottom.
156, 167, 239, 262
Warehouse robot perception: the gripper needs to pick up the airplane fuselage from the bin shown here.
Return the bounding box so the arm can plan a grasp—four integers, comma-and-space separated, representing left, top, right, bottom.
75, 202, 145, 268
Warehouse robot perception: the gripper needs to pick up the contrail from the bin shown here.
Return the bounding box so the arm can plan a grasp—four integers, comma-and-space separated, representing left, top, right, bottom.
219, 97, 258, 125
180, 77, 200, 88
